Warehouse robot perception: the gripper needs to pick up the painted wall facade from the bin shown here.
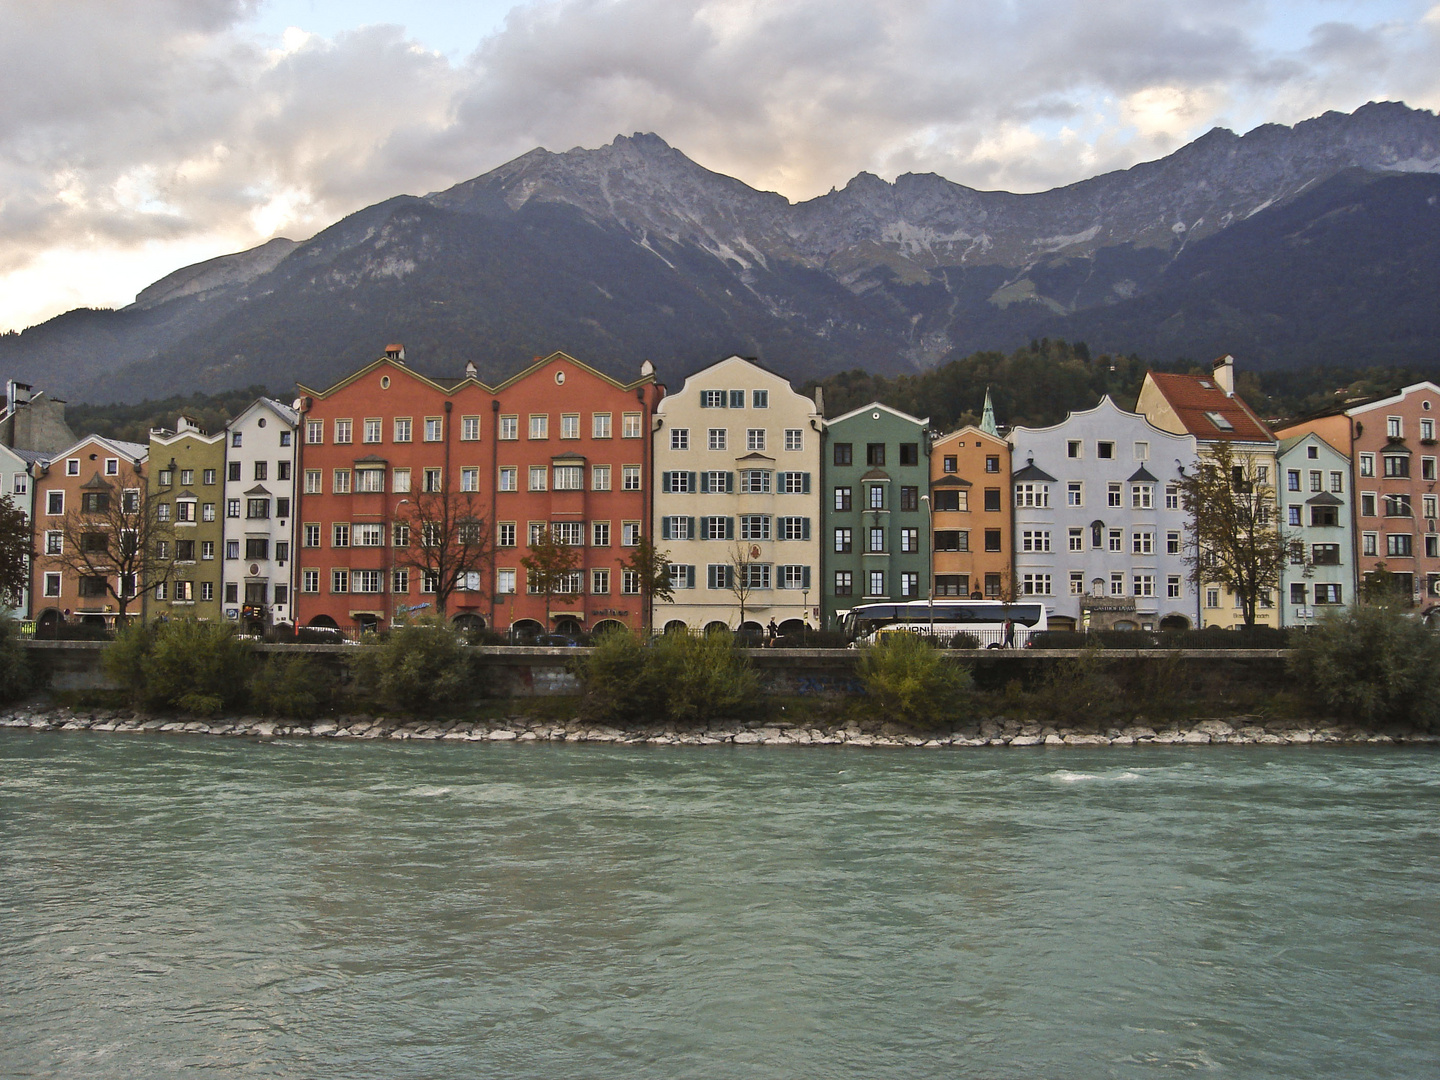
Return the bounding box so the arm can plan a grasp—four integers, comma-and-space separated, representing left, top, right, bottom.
928, 427, 1011, 600
148, 418, 227, 623
222, 398, 299, 632
1277, 433, 1355, 626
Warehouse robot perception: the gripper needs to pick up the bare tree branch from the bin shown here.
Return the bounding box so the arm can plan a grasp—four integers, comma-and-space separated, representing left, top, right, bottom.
53, 480, 175, 621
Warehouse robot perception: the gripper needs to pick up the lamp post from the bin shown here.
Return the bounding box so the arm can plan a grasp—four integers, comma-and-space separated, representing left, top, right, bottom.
920, 494, 934, 637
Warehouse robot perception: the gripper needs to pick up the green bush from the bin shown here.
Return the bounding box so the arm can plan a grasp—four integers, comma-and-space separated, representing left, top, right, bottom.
348, 618, 481, 717
104, 619, 253, 715
1288, 604, 1440, 729
249, 653, 337, 720
0, 616, 31, 703
1032, 645, 1121, 727
575, 629, 758, 726
856, 632, 972, 728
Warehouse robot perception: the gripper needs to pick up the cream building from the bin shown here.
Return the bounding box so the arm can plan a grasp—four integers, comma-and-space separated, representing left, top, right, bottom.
652, 356, 824, 632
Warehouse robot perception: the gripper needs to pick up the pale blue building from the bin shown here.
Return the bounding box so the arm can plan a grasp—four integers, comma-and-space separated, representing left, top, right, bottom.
1277, 433, 1355, 627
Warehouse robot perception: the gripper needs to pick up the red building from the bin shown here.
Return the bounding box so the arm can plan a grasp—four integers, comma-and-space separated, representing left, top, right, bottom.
294, 347, 661, 636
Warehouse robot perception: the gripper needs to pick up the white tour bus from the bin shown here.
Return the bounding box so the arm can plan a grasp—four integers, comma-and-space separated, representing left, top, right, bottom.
839, 600, 1049, 648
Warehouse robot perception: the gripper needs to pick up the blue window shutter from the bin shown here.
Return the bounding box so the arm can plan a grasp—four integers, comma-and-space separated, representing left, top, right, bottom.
802, 472, 811, 494
725, 472, 735, 493
700, 472, 710, 493
687, 517, 696, 539
686, 565, 695, 589
662, 472, 672, 493
802, 517, 811, 540
730, 390, 744, 409
725, 517, 735, 540
688, 472, 697, 492
803, 566, 811, 590
662, 517, 672, 540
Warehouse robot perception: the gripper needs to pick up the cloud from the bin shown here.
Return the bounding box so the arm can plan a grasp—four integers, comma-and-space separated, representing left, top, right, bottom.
1, 0, 1438, 330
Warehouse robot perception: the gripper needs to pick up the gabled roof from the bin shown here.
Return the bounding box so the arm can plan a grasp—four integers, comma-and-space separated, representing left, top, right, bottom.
244, 484, 271, 496
826, 400, 929, 427
861, 467, 890, 481
50, 434, 149, 464
1143, 372, 1274, 443
1128, 465, 1157, 483
932, 475, 972, 487
1306, 492, 1344, 506
1013, 462, 1056, 482
1344, 381, 1440, 417
735, 451, 775, 463
80, 472, 112, 490
931, 424, 1007, 448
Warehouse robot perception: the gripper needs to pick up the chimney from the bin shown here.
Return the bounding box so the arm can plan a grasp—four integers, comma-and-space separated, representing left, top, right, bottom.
384, 343, 405, 363
1212, 354, 1235, 396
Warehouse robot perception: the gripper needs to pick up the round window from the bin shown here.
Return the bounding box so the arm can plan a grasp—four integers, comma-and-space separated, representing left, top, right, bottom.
381, 375, 391, 389
257, 417, 266, 427
555, 371, 566, 385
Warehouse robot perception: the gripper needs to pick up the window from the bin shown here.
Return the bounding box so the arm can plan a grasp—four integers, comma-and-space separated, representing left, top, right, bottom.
244, 538, 269, 559
669, 564, 696, 590
302, 523, 321, 547
1132, 485, 1153, 509
590, 568, 610, 595
422, 571, 440, 594
663, 515, 693, 540
1315, 583, 1343, 605
701, 563, 730, 590
393, 417, 413, 443
1387, 534, 1413, 557
1107, 482, 1122, 508
1359, 453, 1375, 477
748, 429, 766, 451
622, 413, 643, 438
671, 428, 690, 451
701, 516, 731, 541
247, 498, 270, 519
153, 581, 169, 601
333, 469, 351, 494
741, 515, 771, 541
1110, 572, 1125, 596
782, 517, 810, 541
497, 522, 516, 547
702, 470, 733, 493
1426, 495, 1439, 519
1133, 574, 1155, 598
299, 570, 318, 594
1287, 469, 1301, 492
1311, 543, 1341, 565
868, 527, 886, 553
1132, 530, 1154, 555
499, 415, 518, 440
782, 472, 810, 494
305, 469, 322, 494
1167, 531, 1182, 555
499, 467, 517, 492
529, 415, 548, 440
622, 522, 641, 546
1014, 483, 1048, 508
306, 420, 323, 444
1021, 530, 1050, 553
1097, 441, 1114, 459
709, 428, 727, 451
1329, 471, 1344, 492
1388, 416, 1403, 438
899, 527, 918, 553
592, 465, 611, 491
701, 390, 726, 409
1311, 505, 1339, 527
363, 418, 382, 444
225, 462, 241, 483
622, 465, 642, 491
332, 523, 350, 547
621, 569, 641, 594
1067, 482, 1083, 507
423, 468, 442, 493
984, 529, 1002, 552
1165, 484, 1179, 510
834, 443, 852, 466
933, 530, 968, 552
230, 432, 243, 449
355, 468, 384, 493
1134, 442, 1149, 461
226, 499, 241, 519
1384, 452, 1411, 477
1205, 588, 1221, 608
493, 568, 515, 596
1022, 573, 1051, 596
45, 530, 62, 555
553, 465, 583, 490
752, 390, 768, 409
866, 443, 885, 466
933, 489, 966, 512
392, 522, 410, 548
899, 486, 918, 512
868, 570, 885, 596
834, 486, 852, 511
1108, 529, 1122, 552
176, 500, 196, 522
334, 419, 352, 444
592, 413, 612, 439
1362, 532, 1378, 557
1066, 440, 1082, 459
424, 417, 444, 442
785, 429, 804, 452
1167, 575, 1182, 599
1385, 494, 1412, 517
868, 485, 885, 510
1069, 572, 1084, 595
1361, 493, 1376, 517
331, 569, 350, 594
781, 565, 811, 591
202, 503, 215, 522
1425, 458, 1438, 482
553, 522, 583, 546
563, 414, 584, 441
741, 470, 771, 494
834, 570, 853, 596
46, 491, 63, 515
1068, 528, 1083, 552
666, 470, 695, 493
352, 524, 382, 547
834, 528, 852, 553
1307, 470, 1322, 493
592, 521, 611, 547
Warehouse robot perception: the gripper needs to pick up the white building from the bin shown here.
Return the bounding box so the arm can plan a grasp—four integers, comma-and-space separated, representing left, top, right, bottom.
1008, 396, 1199, 631
223, 398, 299, 632
652, 356, 824, 632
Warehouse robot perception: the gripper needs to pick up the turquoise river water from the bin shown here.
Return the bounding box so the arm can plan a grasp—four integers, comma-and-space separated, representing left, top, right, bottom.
1, 733, 1438, 1078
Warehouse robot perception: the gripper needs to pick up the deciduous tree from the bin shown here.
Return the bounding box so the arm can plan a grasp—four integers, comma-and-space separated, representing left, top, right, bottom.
55, 480, 175, 621
521, 525, 582, 631
0, 494, 32, 610
393, 488, 492, 618
621, 536, 673, 633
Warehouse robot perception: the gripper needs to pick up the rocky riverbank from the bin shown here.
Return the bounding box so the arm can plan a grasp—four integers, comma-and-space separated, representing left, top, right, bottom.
2, 706, 1435, 747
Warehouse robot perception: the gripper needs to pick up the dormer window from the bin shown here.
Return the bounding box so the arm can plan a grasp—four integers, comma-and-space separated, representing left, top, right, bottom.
1204, 411, 1234, 431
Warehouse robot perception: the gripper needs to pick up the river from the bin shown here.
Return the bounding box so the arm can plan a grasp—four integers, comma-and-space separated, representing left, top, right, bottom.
1, 733, 1437, 1078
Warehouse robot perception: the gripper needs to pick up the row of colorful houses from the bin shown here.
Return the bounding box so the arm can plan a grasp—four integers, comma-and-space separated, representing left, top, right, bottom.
16, 349, 1440, 636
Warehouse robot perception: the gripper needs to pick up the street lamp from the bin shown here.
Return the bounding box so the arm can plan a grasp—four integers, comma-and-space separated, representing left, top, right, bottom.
920, 494, 934, 637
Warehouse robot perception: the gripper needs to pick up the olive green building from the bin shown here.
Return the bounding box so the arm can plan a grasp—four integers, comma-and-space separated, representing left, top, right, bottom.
147, 416, 227, 622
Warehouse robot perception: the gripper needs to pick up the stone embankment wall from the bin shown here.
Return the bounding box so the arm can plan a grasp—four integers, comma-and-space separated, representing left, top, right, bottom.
3, 707, 1435, 748
23, 640, 1290, 698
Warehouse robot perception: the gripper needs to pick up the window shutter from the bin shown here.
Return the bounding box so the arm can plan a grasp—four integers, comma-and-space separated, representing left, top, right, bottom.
685, 565, 695, 589
725, 517, 735, 540
688, 472, 697, 492
725, 472, 735, 493
802, 472, 812, 494
802, 517, 811, 540
700, 472, 710, 493
687, 517, 696, 539
662, 472, 672, 493
662, 517, 672, 540
803, 566, 811, 590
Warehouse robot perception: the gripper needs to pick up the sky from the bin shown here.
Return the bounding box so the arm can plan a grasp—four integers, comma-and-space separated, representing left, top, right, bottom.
1, 0, 1437, 333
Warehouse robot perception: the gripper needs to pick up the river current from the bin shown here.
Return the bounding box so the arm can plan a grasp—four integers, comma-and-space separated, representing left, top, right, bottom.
1, 733, 1437, 1079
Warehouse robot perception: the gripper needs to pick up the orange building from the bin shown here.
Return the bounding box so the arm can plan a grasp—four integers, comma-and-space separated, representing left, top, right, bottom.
928, 421, 1012, 600
294, 347, 661, 636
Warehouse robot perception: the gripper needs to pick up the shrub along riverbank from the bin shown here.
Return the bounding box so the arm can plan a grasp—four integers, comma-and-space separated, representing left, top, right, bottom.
5, 606, 1439, 744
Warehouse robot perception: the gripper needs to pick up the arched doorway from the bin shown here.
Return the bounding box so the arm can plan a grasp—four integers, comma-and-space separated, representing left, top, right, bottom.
554, 617, 583, 636
452, 613, 486, 634
704, 620, 731, 636
1159, 614, 1191, 631
778, 618, 805, 636
591, 619, 627, 637
1113, 619, 1139, 631
36, 608, 60, 638
308, 615, 339, 628
510, 618, 544, 643
663, 619, 688, 635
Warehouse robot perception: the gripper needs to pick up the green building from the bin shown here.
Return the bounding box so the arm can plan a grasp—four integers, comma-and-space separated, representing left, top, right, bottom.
147, 416, 227, 622
821, 402, 930, 628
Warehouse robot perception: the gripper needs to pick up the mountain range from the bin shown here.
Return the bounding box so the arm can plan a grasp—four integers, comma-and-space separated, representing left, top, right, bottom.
4, 100, 1439, 404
